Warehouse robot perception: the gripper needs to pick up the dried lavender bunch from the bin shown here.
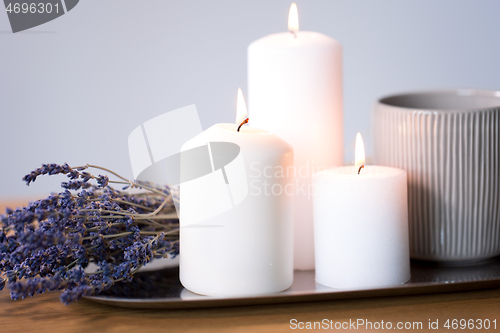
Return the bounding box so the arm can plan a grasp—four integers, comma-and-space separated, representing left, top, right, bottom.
0, 163, 179, 304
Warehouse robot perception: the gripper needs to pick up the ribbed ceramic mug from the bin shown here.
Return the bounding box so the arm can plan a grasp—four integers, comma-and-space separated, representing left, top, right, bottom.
373, 89, 500, 263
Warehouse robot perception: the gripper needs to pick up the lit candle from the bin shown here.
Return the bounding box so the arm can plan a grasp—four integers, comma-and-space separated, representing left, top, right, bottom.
248, 3, 343, 270
312, 133, 411, 289
179, 89, 294, 296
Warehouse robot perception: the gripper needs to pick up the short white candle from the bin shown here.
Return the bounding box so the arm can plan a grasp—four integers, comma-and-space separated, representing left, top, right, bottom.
179, 89, 294, 296
248, 3, 343, 270
313, 134, 411, 289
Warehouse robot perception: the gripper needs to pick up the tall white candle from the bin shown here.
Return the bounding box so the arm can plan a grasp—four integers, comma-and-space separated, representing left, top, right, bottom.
179, 90, 294, 296
313, 134, 411, 289
248, 4, 343, 270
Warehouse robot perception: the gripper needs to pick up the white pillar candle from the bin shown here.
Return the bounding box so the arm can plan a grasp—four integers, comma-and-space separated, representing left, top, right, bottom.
248, 4, 343, 270
179, 90, 294, 296
313, 133, 411, 289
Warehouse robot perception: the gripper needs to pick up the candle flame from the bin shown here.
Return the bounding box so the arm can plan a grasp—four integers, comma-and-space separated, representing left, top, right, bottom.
355, 132, 365, 168
288, 3, 299, 33
236, 88, 248, 125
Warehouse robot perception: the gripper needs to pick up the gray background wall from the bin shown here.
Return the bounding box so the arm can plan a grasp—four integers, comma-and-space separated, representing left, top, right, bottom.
1, 0, 500, 199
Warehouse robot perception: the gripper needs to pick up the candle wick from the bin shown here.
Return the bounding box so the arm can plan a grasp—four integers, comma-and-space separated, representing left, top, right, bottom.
237, 118, 249, 132
289, 30, 297, 39
358, 165, 364, 175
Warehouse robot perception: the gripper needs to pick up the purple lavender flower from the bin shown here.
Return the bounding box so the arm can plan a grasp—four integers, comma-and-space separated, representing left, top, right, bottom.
1, 163, 179, 305
61, 180, 92, 190
96, 175, 109, 188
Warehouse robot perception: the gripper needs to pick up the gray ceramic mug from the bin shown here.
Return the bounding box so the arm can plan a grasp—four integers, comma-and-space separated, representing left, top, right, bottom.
373, 89, 500, 263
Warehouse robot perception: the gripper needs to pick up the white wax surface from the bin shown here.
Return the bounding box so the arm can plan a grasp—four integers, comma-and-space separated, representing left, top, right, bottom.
313, 166, 411, 289
248, 31, 343, 270
180, 124, 294, 296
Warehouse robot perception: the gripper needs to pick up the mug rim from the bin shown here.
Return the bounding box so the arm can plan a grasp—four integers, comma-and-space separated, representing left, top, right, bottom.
377, 89, 500, 112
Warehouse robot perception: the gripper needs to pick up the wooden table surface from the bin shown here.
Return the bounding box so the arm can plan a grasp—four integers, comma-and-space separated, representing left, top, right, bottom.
1, 200, 500, 332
